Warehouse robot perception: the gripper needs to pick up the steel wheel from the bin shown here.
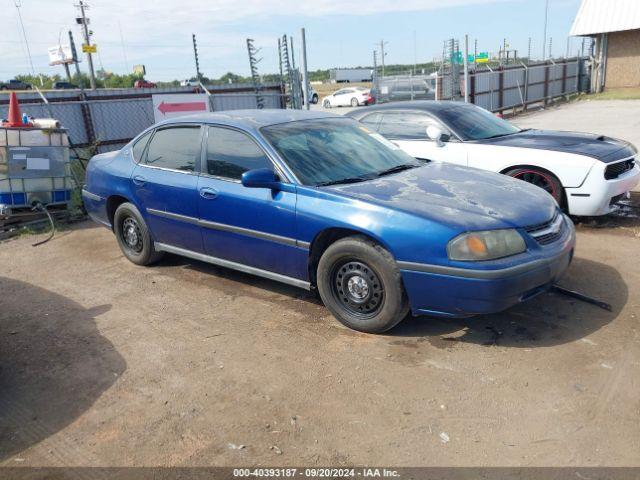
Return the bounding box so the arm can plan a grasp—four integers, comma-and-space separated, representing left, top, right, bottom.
121, 216, 143, 254
331, 260, 384, 319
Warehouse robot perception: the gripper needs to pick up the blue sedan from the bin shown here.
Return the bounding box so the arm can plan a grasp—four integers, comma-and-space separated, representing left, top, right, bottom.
82, 110, 575, 333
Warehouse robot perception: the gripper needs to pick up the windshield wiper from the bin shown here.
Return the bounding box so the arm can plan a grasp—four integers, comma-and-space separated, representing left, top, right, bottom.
375, 163, 419, 177
315, 176, 370, 187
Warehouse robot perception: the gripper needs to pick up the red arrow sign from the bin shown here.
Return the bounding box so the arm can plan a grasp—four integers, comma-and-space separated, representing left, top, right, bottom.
157, 101, 207, 115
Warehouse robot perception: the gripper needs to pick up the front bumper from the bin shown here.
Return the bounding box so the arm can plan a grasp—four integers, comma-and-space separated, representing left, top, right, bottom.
399, 217, 576, 318
566, 162, 640, 216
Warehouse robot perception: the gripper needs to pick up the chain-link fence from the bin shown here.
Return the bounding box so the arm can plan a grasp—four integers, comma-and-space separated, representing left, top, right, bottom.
0, 84, 287, 154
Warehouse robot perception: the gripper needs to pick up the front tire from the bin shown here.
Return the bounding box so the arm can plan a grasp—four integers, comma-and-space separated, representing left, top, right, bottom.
323, 99, 331, 109
504, 167, 564, 205
312, 94, 319, 104
317, 236, 409, 333
114, 202, 163, 266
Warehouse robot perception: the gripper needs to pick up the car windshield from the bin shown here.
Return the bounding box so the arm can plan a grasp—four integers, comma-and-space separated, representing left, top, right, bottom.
438, 105, 521, 141
261, 118, 421, 186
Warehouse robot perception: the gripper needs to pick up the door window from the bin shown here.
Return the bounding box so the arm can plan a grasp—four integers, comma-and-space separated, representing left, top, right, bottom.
144, 126, 201, 172
378, 112, 450, 140
206, 127, 273, 180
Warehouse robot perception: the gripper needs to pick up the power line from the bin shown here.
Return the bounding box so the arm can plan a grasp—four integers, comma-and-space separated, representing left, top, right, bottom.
14, 0, 39, 83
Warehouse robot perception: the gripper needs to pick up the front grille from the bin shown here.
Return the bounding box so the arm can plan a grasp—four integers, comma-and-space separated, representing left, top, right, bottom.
605, 158, 635, 180
525, 212, 564, 246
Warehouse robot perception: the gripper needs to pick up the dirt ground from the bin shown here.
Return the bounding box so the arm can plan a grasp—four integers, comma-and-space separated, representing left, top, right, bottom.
1, 100, 640, 469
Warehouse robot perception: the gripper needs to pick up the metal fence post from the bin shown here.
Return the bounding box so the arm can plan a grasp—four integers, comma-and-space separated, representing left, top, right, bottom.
543, 63, 550, 107
463, 34, 469, 103
498, 68, 504, 113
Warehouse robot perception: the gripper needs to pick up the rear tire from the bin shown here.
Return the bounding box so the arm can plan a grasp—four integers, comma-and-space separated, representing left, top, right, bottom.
504, 167, 564, 205
350, 98, 359, 107
113, 202, 163, 266
317, 236, 409, 333
312, 94, 319, 104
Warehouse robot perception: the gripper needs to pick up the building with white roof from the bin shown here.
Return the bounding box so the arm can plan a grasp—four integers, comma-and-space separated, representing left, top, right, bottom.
570, 0, 640, 91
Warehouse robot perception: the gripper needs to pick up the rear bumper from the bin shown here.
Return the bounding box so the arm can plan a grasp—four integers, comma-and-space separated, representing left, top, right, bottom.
566, 163, 639, 216
399, 220, 576, 317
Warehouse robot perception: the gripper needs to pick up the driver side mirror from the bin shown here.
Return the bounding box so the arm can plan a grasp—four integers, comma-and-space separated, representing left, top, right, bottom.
241, 168, 281, 190
426, 125, 447, 147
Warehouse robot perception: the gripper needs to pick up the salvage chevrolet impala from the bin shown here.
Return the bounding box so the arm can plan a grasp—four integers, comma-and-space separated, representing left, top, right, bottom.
83, 110, 575, 333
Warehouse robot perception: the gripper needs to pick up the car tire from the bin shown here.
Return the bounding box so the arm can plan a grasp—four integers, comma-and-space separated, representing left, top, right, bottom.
113, 202, 163, 266
312, 94, 319, 104
350, 98, 359, 107
317, 236, 410, 333
504, 167, 564, 205
323, 99, 331, 109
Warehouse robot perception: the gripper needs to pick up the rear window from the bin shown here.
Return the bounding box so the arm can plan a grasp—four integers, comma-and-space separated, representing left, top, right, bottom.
132, 131, 152, 163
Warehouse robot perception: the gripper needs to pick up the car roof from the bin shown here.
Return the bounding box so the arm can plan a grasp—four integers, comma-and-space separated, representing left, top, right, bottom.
344, 100, 476, 119
155, 109, 342, 130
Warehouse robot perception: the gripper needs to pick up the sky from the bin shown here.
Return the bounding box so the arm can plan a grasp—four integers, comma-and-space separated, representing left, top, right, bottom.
1, 0, 584, 82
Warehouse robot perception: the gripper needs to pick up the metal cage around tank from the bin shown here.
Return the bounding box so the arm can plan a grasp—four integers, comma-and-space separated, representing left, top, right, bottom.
0, 126, 75, 220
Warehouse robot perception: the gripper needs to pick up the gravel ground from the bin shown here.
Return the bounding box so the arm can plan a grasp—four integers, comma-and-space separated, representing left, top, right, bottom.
1, 100, 639, 469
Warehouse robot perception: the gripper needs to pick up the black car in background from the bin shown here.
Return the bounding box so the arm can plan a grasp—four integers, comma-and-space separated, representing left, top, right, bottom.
53, 81, 79, 90
0, 79, 32, 90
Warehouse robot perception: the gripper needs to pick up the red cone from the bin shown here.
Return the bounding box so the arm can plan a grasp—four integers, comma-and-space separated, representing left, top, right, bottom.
4, 92, 24, 127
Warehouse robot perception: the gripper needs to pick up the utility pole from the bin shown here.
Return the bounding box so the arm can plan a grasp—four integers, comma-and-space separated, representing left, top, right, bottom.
527, 37, 532, 63
379, 40, 388, 77
542, 0, 549, 60
565, 37, 570, 58
76, 0, 96, 89
373, 50, 378, 94
192, 34, 202, 82
300, 28, 310, 110
69, 30, 84, 90
548, 37, 553, 60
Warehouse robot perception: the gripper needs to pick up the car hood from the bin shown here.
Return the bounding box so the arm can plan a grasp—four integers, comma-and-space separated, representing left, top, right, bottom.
325, 163, 557, 231
476, 129, 635, 162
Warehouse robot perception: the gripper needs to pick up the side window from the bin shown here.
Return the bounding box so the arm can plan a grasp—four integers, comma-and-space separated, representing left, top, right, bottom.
131, 130, 152, 163
206, 127, 272, 180
378, 112, 449, 140
144, 126, 201, 172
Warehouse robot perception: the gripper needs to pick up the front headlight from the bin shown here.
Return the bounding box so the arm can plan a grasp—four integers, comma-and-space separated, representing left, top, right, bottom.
447, 229, 526, 261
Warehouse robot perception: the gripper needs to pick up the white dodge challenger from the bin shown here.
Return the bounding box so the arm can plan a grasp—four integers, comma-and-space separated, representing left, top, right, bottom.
346, 101, 639, 216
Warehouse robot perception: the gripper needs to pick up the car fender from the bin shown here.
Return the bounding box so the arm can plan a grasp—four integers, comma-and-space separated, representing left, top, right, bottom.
467, 144, 598, 188
295, 186, 459, 266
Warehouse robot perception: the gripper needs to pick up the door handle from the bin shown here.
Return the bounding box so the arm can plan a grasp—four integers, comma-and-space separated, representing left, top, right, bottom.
199, 187, 218, 199
132, 175, 147, 186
